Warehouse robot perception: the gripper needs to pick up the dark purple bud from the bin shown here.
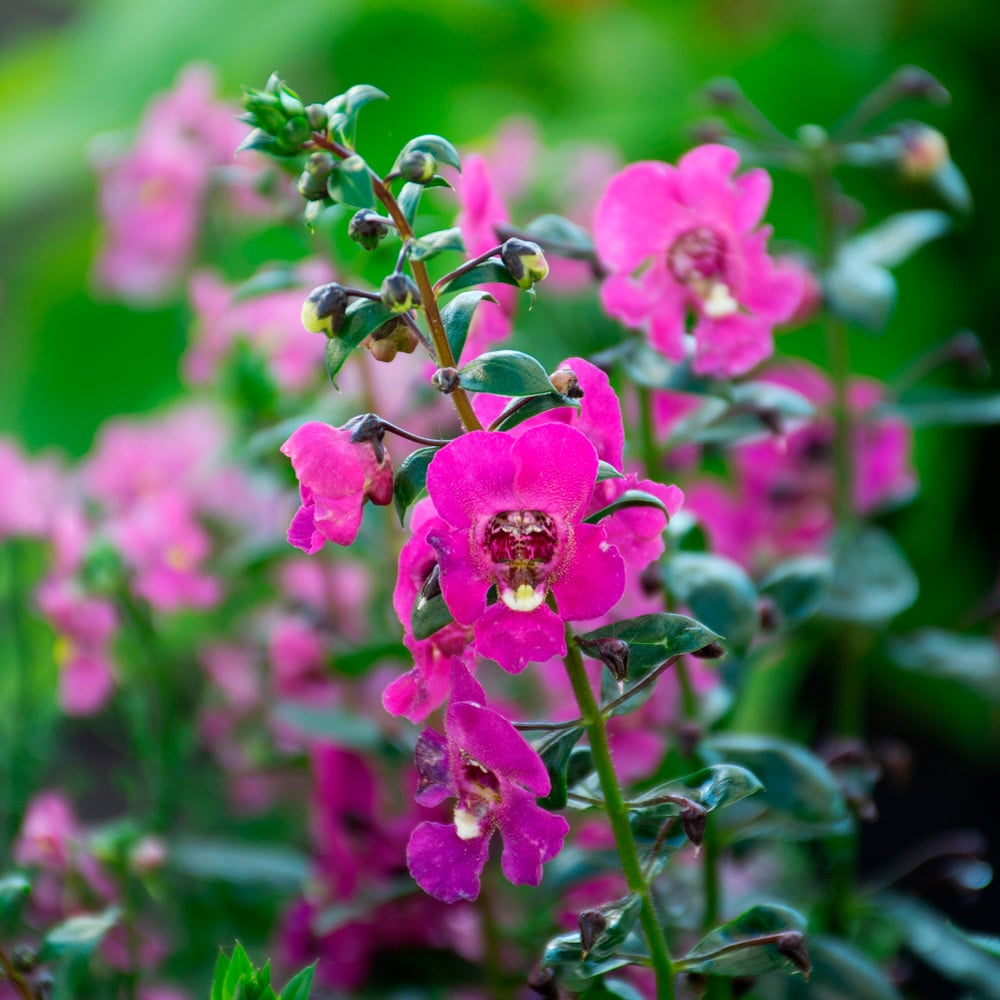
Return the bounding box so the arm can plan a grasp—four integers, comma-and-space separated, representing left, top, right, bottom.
527, 966, 560, 999
758, 596, 781, 633
948, 329, 990, 379
381, 272, 421, 314
576, 636, 629, 684
578, 909, 608, 960
432, 367, 460, 394
349, 208, 391, 251
363, 318, 419, 362
677, 721, 702, 758
775, 932, 811, 980
892, 66, 950, 104
639, 563, 663, 596
702, 77, 742, 107
680, 801, 708, 850
345, 413, 387, 463
11, 945, 37, 973
684, 973, 708, 998
691, 641, 725, 660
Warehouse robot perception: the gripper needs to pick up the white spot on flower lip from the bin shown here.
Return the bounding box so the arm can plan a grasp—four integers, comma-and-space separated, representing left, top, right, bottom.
501, 583, 546, 612
453, 807, 483, 840
701, 281, 739, 319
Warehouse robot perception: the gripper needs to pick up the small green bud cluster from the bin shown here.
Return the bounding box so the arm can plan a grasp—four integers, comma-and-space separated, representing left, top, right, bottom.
240, 73, 315, 156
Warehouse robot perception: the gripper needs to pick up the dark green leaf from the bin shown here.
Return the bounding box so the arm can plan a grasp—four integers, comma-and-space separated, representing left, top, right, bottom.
583, 489, 670, 525
440, 261, 519, 295
393, 446, 439, 525
458, 350, 554, 397
490, 391, 581, 431
677, 903, 808, 977
39, 908, 119, 961
398, 182, 423, 227
440, 291, 497, 363
0, 872, 30, 923
211, 950, 230, 1000
582, 613, 720, 664
523, 213, 595, 259
892, 391, 1000, 428
541, 930, 641, 990
271, 704, 384, 752
224, 943, 254, 1000
327, 155, 376, 209
785, 937, 904, 1000
887, 628, 1000, 702
324, 299, 396, 386
280, 963, 316, 1000
662, 554, 759, 648
395, 134, 462, 172
170, 839, 308, 888
534, 727, 585, 810
596, 461, 625, 482
758, 556, 833, 625
411, 227, 465, 262
822, 527, 918, 624
702, 735, 851, 838
411, 592, 454, 640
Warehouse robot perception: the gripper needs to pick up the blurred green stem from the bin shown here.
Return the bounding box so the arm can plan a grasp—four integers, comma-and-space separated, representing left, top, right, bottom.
563, 633, 676, 998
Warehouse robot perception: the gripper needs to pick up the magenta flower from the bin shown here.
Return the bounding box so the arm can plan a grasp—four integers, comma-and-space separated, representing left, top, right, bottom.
281, 420, 393, 552
407, 662, 569, 902
594, 144, 804, 378
425, 423, 625, 673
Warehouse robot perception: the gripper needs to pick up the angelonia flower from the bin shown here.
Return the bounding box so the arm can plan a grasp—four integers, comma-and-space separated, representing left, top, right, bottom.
594, 144, 805, 378
424, 422, 625, 673
281, 418, 394, 552
407, 662, 569, 902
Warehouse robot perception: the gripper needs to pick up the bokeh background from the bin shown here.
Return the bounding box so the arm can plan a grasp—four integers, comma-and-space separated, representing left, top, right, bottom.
2, 0, 999, 962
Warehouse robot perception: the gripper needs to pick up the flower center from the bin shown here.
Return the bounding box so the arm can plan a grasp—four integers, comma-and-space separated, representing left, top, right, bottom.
485, 510, 559, 613
667, 227, 738, 318
454, 755, 502, 840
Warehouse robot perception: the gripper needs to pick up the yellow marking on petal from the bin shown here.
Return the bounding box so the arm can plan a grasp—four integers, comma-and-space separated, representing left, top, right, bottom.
501, 583, 546, 613
702, 282, 738, 319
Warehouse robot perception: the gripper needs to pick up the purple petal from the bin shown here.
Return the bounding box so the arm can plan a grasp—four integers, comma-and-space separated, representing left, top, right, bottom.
733, 167, 772, 231
512, 423, 598, 521
286, 502, 324, 554
595, 477, 684, 571
426, 524, 490, 626
449, 658, 487, 708
407, 820, 491, 902
449, 702, 551, 796
497, 785, 570, 887
474, 601, 566, 674
692, 312, 773, 378
676, 144, 741, 222
551, 523, 625, 621
561, 357, 625, 469
413, 728, 452, 806
426, 431, 518, 529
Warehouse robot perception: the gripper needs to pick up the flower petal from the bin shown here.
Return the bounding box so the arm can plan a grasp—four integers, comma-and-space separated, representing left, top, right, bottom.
407, 820, 491, 902
497, 785, 570, 887
512, 423, 598, 521
550, 523, 625, 621
474, 601, 566, 674
427, 432, 517, 530
426, 523, 490, 626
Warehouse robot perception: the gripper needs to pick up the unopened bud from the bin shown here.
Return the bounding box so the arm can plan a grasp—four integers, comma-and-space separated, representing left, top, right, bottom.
640, 563, 663, 596
432, 367, 460, 394
758, 596, 781, 633
298, 151, 336, 200
419, 563, 442, 604
549, 367, 583, 399
34, 971, 54, 1000
691, 641, 725, 660
363, 318, 420, 362
948, 330, 990, 378
775, 931, 811, 980
578, 909, 607, 960
278, 115, 312, 153
892, 66, 949, 104
301, 283, 349, 336
577, 636, 629, 684
527, 966, 560, 999
349, 208, 391, 251
345, 412, 387, 463
305, 103, 328, 131
129, 835, 168, 875
680, 801, 707, 850
381, 272, 421, 313
899, 124, 949, 180
685, 973, 708, 998
398, 149, 437, 184
501, 238, 549, 290
703, 77, 742, 107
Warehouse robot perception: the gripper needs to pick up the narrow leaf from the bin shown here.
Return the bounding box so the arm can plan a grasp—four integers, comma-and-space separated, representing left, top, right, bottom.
280, 962, 316, 1000
440, 291, 497, 363
39, 907, 119, 960
411, 227, 466, 262
398, 182, 422, 226
440, 261, 519, 295
892, 391, 1000, 428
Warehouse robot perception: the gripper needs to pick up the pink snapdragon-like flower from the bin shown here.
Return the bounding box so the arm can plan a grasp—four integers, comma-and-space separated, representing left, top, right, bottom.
594, 144, 804, 378
424, 423, 625, 673
407, 662, 569, 902
0, 440, 64, 540
281, 420, 393, 552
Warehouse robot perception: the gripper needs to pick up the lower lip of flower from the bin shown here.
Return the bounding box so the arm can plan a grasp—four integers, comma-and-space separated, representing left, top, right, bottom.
668, 226, 739, 319
485, 510, 560, 613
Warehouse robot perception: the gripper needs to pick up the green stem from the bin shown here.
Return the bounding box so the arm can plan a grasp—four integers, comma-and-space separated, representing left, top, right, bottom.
636, 385, 660, 482
563, 635, 676, 998
0, 947, 33, 1000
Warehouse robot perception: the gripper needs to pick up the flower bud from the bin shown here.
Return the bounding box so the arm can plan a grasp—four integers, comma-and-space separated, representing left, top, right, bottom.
501, 238, 549, 290
680, 800, 707, 850
577, 636, 629, 685
398, 149, 438, 184
775, 931, 811, 980
298, 152, 336, 201
381, 272, 421, 313
305, 103, 328, 131
432, 367, 460, 394
129, 834, 168, 875
549, 367, 583, 399
577, 909, 607, 960
899, 124, 950, 180
526, 966, 560, 999
363, 318, 420, 363
349, 208, 391, 251
691, 641, 725, 660
301, 283, 349, 336
892, 65, 949, 104
279, 115, 312, 153
11, 945, 37, 974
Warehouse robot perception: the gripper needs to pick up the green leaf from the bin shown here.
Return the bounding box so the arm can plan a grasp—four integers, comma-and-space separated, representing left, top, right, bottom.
522, 213, 595, 259
581, 612, 721, 674
628, 764, 763, 839
342, 84, 389, 115
490, 391, 581, 431
677, 903, 808, 977
327, 155, 376, 209
892, 390, 1000, 428
232, 267, 302, 300
583, 488, 670, 525
440, 291, 497, 363
702, 735, 851, 838
394, 134, 462, 172
411, 226, 465, 262
542, 922, 644, 990
457, 350, 554, 397
211, 950, 230, 1000
846, 209, 951, 269
224, 943, 254, 1000
39, 907, 119, 961
582, 895, 643, 961
581, 980, 647, 1000
534, 727, 585, 810
170, 839, 308, 888
393, 446, 439, 525
596, 461, 625, 482
398, 182, 423, 227
440, 261, 519, 295
794, 937, 904, 1000
280, 962, 316, 1000
662, 553, 759, 648
0, 871, 30, 923
822, 527, 918, 624
411, 592, 454, 640
887, 628, 1000, 702
270, 703, 385, 752
758, 556, 833, 625
324, 299, 396, 386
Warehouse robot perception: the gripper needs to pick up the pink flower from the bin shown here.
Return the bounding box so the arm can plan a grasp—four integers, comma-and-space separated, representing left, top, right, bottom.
407, 662, 569, 901
14, 792, 81, 871
281, 420, 394, 552
594, 144, 804, 378
425, 423, 625, 673
0, 440, 64, 540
